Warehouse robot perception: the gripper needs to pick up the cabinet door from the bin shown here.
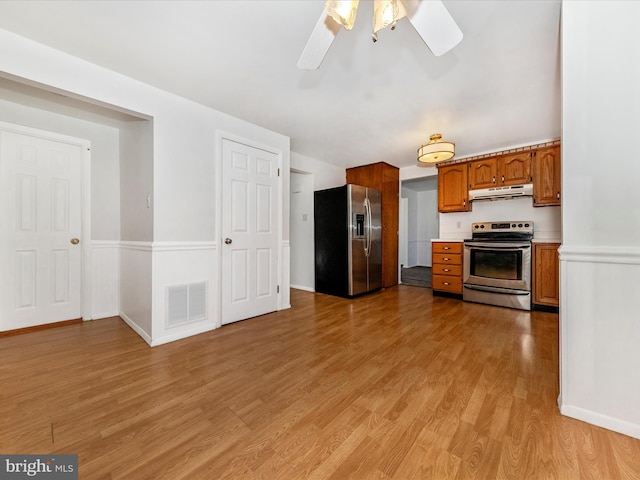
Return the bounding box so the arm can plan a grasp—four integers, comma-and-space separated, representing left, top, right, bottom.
438, 164, 469, 212
499, 152, 532, 186
533, 243, 560, 307
533, 146, 561, 206
468, 158, 497, 189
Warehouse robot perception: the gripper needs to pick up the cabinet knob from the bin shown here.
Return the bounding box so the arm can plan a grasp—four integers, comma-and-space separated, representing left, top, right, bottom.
557, 192, 560, 200
443, 282, 450, 286
443, 257, 449, 261
444, 269, 450, 272
443, 247, 450, 250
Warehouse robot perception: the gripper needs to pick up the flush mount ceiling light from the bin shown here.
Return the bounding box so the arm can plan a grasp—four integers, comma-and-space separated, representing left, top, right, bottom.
298, 0, 463, 69
417, 133, 455, 164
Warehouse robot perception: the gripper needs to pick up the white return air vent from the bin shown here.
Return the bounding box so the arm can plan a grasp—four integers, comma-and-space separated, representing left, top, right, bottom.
166, 281, 208, 327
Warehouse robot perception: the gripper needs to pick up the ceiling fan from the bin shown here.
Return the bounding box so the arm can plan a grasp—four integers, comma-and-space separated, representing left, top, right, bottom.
297, 0, 463, 69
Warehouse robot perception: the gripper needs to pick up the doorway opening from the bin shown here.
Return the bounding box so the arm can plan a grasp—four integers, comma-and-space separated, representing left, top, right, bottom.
399, 176, 439, 288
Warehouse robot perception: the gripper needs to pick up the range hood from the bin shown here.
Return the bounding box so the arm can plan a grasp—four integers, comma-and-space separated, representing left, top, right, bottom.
469, 183, 533, 201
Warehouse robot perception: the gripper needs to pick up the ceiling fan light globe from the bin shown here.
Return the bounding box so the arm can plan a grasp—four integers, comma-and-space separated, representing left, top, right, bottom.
324, 0, 360, 30
373, 0, 407, 35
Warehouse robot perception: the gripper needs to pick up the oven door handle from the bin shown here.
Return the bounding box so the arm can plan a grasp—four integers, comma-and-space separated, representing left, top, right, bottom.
463, 284, 530, 295
464, 242, 531, 250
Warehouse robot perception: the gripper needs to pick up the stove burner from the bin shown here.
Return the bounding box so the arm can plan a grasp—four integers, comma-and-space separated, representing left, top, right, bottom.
469, 221, 534, 242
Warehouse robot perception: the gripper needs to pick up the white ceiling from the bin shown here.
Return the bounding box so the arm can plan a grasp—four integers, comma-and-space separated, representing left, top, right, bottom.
0, 0, 561, 170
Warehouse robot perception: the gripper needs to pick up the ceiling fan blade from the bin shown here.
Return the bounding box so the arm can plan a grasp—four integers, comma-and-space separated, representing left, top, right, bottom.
297, 11, 341, 70
406, 0, 463, 57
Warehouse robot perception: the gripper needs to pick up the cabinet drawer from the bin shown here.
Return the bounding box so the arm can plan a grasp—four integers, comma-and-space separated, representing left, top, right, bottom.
432, 264, 462, 276
432, 253, 462, 265
432, 275, 462, 294
432, 242, 462, 254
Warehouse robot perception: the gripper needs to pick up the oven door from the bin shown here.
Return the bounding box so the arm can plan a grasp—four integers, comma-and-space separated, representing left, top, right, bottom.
463, 241, 531, 291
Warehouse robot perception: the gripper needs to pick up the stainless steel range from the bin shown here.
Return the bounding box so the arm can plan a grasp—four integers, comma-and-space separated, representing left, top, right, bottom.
463, 221, 533, 310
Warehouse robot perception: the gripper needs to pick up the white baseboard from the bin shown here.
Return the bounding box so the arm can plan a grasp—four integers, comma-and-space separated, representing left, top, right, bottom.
92, 311, 120, 320
150, 323, 216, 347
119, 311, 152, 346
291, 284, 314, 293
560, 403, 640, 440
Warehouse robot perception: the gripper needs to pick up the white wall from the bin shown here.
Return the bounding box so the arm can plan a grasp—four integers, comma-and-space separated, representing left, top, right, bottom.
120, 120, 153, 242
0, 28, 291, 345
400, 186, 440, 267
402, 188, 418, 266
0, 93, 123, 321
439, 197, 561, 241
417, 189, 439, 265
290, 171, 314, 291
290, 151, 345, 191
0, 95, 120, 241
559, 0, 640, 440
289, 151, 345, 293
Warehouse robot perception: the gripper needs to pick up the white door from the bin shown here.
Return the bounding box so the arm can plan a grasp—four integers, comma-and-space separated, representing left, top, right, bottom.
0, 129, 83, 331
221, 139, 279, 325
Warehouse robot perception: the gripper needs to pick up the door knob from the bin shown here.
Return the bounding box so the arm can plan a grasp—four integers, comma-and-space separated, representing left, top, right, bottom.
224, 238, 232, 245
70, 238, 80, 245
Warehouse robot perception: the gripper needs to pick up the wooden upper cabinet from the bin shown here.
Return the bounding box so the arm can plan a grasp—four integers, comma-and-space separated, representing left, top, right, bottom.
499, 152, 532, 186
533, 145, 561, 206
468, 158, 497, 190
346, 162, 399, 288
469, 153, 532, 189
438, 163, 469, 212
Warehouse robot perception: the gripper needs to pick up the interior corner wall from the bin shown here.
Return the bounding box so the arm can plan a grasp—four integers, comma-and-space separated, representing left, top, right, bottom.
417, 189, 438, 266
290, 171, 314, 291
400, 188, 418, 267
0, 94, 122, 320
291, 151, 345, 191
120, 120, 153, 242
560, 0, 640, 440
0, 28, 291, 346
289, 151, 345, 294
0, 96, 120, 241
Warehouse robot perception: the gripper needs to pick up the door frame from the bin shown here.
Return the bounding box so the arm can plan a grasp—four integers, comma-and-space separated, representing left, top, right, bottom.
0, 121, 92, 322
214, 130, 283, 328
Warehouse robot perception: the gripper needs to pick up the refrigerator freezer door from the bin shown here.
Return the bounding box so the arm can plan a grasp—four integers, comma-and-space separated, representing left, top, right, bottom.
348, 184, 368, 296
366, 187, 383, 291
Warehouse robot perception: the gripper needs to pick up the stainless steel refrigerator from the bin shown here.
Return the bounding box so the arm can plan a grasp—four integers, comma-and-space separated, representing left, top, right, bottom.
314, 184, 382, 298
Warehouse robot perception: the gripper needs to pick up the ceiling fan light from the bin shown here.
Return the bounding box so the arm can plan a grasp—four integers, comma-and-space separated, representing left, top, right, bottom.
324, 0, 360, 30
417, 133, 455, 164
373, 0, 407, 36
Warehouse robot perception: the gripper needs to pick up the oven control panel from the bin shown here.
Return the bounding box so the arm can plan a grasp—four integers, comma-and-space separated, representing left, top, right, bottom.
471, 221, 533, 234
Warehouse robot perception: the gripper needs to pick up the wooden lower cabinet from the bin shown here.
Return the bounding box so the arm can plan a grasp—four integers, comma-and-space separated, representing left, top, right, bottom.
533, 242, 560, 307
432, 241, 463, 295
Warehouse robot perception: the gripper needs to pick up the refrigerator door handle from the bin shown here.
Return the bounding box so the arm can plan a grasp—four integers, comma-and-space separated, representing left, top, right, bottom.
365, 197, 372, 257
363, 199, 370, 257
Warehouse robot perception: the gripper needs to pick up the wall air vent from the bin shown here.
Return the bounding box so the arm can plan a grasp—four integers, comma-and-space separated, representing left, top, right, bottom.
166, 281, 208, 327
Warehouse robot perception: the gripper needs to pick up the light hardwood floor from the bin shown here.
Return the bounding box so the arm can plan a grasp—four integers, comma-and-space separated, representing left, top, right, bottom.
1, 286, 639, 479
